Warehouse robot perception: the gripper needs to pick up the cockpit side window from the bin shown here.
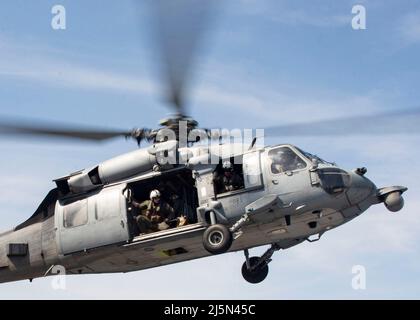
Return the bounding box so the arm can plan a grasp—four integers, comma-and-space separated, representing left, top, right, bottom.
269, 147, 307, 174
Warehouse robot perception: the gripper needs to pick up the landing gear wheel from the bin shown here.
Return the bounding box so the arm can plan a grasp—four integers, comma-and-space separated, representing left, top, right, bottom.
203, 224, 233, 255
241, 257, 269, 284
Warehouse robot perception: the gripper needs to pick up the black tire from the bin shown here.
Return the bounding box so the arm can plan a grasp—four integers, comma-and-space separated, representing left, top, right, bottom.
241, 257, 269, 284
202, 224, 233, 255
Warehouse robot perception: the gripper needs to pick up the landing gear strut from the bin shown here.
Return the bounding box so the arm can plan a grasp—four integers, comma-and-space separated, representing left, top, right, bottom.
241, 244, 280, 284
202, 210, 254, 255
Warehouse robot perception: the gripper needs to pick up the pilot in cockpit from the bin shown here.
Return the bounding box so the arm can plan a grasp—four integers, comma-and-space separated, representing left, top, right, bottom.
270, 148, 306, 174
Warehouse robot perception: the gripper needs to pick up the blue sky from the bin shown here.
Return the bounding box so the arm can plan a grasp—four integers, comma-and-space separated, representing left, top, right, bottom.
0, 0, 419, 299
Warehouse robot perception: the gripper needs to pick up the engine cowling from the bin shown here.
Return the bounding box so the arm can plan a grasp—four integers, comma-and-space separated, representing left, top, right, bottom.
55, 141, 178, 195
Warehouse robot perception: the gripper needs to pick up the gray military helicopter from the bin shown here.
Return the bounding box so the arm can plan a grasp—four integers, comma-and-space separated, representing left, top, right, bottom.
0, 1, 412, 285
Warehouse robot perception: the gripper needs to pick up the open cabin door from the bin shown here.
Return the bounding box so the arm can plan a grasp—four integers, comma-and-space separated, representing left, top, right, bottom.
56, 184, 130, 255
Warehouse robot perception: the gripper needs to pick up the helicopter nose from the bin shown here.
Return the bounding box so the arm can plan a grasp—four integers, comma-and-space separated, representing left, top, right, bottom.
346, 170, 376, 206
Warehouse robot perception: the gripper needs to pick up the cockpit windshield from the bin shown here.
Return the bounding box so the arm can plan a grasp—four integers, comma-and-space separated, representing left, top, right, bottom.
268, 146, 307, 174
296, 147, 334, 165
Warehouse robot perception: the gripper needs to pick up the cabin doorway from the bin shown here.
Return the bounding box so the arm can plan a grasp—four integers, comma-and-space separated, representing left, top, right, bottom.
126, 169, 199, 238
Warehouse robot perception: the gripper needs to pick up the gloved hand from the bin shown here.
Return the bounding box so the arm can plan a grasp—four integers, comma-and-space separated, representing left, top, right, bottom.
150, 215, 161, 223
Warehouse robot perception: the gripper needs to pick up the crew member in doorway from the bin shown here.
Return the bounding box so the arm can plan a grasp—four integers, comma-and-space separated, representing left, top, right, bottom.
132, 189, 176, 234
214, 160, 244, 193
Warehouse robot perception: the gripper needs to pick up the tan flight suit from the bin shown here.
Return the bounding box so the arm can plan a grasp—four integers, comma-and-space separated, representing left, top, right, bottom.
132, 199, 175, 234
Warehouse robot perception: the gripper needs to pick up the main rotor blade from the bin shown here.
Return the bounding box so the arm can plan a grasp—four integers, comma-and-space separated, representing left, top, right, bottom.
0, 119, 131, 142
263, 108, 420, 137
151, 0, 215, 115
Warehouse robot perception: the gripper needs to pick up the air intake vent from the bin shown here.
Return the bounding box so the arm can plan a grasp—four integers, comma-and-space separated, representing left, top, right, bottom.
7, 243, 28, 257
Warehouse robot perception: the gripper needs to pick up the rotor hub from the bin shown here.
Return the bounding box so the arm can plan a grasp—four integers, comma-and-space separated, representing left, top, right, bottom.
153, 115, 203, 143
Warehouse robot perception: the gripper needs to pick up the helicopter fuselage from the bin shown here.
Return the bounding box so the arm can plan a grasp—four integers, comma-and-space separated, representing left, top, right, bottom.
0, 142, 406, 284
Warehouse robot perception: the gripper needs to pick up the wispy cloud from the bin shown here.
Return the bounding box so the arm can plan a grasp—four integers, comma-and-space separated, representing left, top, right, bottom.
0, 36, 388, 126
0, 56, 155, 97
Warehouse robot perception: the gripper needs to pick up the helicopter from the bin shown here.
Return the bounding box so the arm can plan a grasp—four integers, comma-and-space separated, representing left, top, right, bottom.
0, 1, 412, 285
